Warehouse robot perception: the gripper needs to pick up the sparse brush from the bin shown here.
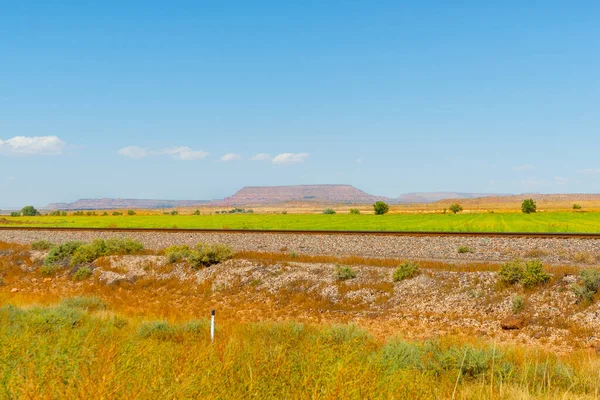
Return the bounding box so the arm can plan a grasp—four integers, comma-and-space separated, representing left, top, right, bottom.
457, 246, 473, 254
72, 266, 92, 281
70, 238, 144, 266
44, 241, 85, 266
349, 208, 360, 215
40, 264, 59, 276
31, 240, 53, 251
511, 295, 525, 314
336, 265, 357, 280
393, 262, 419, 282
498, 259, 551, 288
322, 208, 336, 215
572, 269, 600, 304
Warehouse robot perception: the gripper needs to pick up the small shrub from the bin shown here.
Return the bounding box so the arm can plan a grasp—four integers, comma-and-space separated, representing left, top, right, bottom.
521, 199, 537, 214
127, 210, 136, 216
41, 264, 59, 276
498, 259, 550, 288
31, 240, 53, 251
44, 241, 85, 266
112, 211, 123, 216
193, 209, 201, 215
511, 295, 525, 314
336, 265, 357, 281
70, 238, 144, 266
349, 208, 360, 215
282, 211, 288, 215
101, 211, 108, 216
373, 201, 389, 215
49, 210, 62, 216
171, 210, 179, 216
86, 211, 96, 216
73, 211, 85, 216
164, 245, 191, 263
61, 296, 106, 311
393, 262, 419, 282
189, 243, 233, 269
572, 269, 600, 304
573, 203, 582, 210
457, 246, 473, 254
10, 212, 20, 217
449, 204, 463, 214
322, 208, 336, 215
290, 251, 298, 259
73, 266, 92, 281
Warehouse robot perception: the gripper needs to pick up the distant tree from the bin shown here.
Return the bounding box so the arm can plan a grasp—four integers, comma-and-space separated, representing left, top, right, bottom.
21, 206, 40, 216
349, 208, 360, 215
322, 208, 336, 215
573, 203, 582, 210
449, 204, 463, 214
193, 209, 201, 215
373, 201, 390, 215
127, 210, 136, 216
171, 210, 179, 216
521, 199, 537, 214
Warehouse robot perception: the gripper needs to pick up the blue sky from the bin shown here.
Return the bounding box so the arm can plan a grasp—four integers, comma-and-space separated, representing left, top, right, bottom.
1, 1, 599, 207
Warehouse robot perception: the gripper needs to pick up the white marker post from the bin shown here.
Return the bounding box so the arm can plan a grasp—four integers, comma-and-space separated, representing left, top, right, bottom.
210, 309, 215, 343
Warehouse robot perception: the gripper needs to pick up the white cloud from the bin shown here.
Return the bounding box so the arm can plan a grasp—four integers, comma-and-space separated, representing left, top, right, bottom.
577, 168, 600, 175
272, 152, 309, 164
0, 136, 65, 155
118, 146, 152, 159
250, 153, 271, 161
220, 153, 242, 162
554, 176, 568, 185
163, 147, 209, 161
512, 164, 535, 171
118, 146, 209, 160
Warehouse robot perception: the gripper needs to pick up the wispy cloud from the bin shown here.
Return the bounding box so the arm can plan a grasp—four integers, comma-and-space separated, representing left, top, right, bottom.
577, 168, 600, 175
272, 152, 309, 164
220, 153, 242, 162
0, 136, 66, 155
250, 153, 271, 161
512, 164, 535, 171
118, 146, 209, 160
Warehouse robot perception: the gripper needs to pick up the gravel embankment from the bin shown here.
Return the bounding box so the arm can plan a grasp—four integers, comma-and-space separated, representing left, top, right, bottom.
2, 230, 600, 264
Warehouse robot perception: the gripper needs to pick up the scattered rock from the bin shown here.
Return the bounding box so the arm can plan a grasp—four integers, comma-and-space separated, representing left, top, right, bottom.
501, 315, 526, 330
10, 288, 19, 293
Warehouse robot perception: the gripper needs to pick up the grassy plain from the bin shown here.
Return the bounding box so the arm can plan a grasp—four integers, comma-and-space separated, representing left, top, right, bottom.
3, 211, 600, 232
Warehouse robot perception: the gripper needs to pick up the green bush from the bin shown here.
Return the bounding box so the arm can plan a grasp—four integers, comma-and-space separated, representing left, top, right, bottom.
521, 199, 537, 214
189, 243, 233, 269
112, 211, 123, 216
449, 204, 463, 214
127, 210, 136, 216
49, 210, 62, 216
572, 269, 600, 304
457, 246, 473, 254
322, 208, 336, 215
41, 264, 59, 276
572, 204, 582, 210
72, 211, 85, 216
373, 201, 389, 215
393, 262, 419, 282
193, 209, 201, 215
164, 245, 192, 263
44, 241, 85, 266
101, 211, 108, 216
171, 210, 179, 216
349, 208, 360, 215
10, 212, 20, 217
73, 266, 93, 281
31, 240, 54, 251
498, 259, 550, 287
336, 265, 357, 281
21, 205, 40, 216
70, 238, 144, 266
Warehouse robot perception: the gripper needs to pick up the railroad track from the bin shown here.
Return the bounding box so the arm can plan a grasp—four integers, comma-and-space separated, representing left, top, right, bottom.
0, 226, 599, 239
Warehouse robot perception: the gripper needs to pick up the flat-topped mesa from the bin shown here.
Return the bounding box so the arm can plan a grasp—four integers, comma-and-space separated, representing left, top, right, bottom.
224, 184, 390, 204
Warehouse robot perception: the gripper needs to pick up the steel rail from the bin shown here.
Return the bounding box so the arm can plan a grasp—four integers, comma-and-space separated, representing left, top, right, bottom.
0, 226, 599, 239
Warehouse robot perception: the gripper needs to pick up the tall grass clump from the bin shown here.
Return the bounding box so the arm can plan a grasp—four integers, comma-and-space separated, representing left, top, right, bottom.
498, 259, 551, 288
393, 262, 419, 282
572, 269, 600, 304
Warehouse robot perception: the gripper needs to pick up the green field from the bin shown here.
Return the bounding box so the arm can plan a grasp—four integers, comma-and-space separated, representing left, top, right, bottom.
3, 211, 600, 232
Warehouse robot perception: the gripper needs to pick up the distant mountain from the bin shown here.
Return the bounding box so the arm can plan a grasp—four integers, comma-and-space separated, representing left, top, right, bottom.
46, 198, 209, 210
223, 185, 389, 204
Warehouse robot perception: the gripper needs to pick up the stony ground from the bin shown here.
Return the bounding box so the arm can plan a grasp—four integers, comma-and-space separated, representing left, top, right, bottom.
3, 244, 599, 354
2, 229, 600, 265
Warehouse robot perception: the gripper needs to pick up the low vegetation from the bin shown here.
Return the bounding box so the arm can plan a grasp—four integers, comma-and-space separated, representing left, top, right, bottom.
572, 268, 600, 304
521, 198, 537, 214
164, 243, 233, 268
335, 265, 356, 280
449, 203, 463, 214
349, 208, 360, 214
457, 245, 473, 254
573, 203, 582, 210
0, 302, 598, 398
31, 240, 53, 251
392, 262, 419, 281
498, 259, 551, 288
322, 208, 336, 215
